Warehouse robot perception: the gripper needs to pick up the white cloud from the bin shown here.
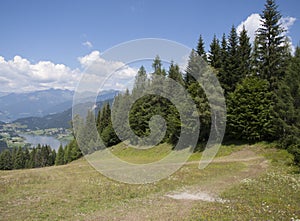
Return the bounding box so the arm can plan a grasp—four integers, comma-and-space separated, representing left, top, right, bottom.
280, 17, 296, 34
237, 13, 262, 43
82, 41, 93, 49
280, 16, 297, 52
237, 13, 296, 53
0, 50, 138, 93
0, 55, 81, 93
78, 51, 137, 92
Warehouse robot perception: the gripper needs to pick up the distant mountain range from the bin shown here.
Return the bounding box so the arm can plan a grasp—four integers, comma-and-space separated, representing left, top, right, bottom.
14, 99, 113, 130
0, 88, 119, 122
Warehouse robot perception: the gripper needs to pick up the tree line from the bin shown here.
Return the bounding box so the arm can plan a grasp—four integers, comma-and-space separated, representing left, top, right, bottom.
85, 0, 299, 165
1, 0, 299, 169
0, 139, 82, 170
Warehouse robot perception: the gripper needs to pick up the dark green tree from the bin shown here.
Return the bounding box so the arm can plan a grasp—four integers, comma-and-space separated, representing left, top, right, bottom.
237, 25, 252, 79
152, 55, 166, 77
0, 149, 12, 170
184, 49, 198, 86
23, 148, 31, 168
64, 145, 72, 164
255, 0, 286, 88
14, 147, 25, 169
55, 145, 65, 165
101, 123, 121, 147
223, 25, 240, 94
227, 77, 275, 141
133, 65, 148, 92
208, 35, 222, 69
196, 35, 207, 61
29, 147, 36, 168
168, 62, 184, 85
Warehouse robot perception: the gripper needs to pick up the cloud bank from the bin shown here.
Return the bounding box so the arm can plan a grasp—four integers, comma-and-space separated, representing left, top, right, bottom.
0, 55, 81, 92
0, 51, 137, 93
78, 51, 137, 92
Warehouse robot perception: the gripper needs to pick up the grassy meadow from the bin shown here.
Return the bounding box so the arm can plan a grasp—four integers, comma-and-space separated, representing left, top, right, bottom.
0, 143, 299, 220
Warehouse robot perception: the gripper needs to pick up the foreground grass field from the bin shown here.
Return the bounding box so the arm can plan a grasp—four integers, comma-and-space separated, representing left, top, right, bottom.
0, 143, 299, 220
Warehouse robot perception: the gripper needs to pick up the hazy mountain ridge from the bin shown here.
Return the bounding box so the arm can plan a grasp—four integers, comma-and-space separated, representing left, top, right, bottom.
0, 89, 74, 122
0, 89, 119, 122
14, 99, 113, 130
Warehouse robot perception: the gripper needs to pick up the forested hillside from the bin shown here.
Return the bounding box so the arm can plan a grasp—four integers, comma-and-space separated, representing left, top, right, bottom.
76, 0, 300, 165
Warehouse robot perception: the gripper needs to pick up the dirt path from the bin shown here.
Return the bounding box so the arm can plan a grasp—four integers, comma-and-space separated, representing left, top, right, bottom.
87, 148, 269, 221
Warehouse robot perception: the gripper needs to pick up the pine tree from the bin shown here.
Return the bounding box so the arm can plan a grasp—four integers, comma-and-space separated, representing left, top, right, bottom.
152, 55, 166, 77
168, 62, 184, 85
101, 123, 121, 147
224, 25, 240, 93
97, 104, 107, 135
55, 145, 65, 165
237, 25, 252, 79
227, 77, 275, 141
220, 33, 228, 68
279, 46, 300, 153
0, 150, 12, 170
218, 33, 229, 93
184, 49, 198, 86
11, 147, 17, 167
23, 148, 31, 168
69, 139, 82, 160
83, 110, 99, 153
64, 145, 72, 164
14, 147, 25, 169
29, 147, 36, 168
251, 36, 260, 75
196, 35, 207, 61
255, 0, 286, 89
288, 47, 300, 114
208, 35, 222, 69
133, 65, 147, 92
185, 49, 211, 142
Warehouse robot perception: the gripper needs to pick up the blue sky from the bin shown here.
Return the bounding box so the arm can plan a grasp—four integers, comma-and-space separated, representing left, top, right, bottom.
0, 0, 299, 92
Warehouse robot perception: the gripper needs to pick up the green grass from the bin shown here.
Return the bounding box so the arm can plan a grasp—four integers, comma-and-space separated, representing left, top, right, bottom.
110, 142, 173, 163
189, 165, 300, 220
0, 143, 299, 220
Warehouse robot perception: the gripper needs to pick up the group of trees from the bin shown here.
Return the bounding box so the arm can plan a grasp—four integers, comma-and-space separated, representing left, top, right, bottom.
55, 139, 82, 165
87, 0, 300, 164
0, 145, 56, 170
0, 139, 82, 170
1, 0, 299, 169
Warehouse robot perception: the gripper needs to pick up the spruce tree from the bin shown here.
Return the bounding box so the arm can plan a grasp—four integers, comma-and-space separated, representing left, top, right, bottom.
134, 65, 147, 92
227, 77, 275, 141
29, 147, 36, 168
70, 139, 82, 160
237, 25, 252, 79
224, 25, 240, 93
255, 0, 286, 89
152, 55, 166, 77
220, 33, 228, 69
184, 49, 198, 86
208, 35, 222, 69
23, 148, 31, 168
55, 145, 65, 165
64, 145, 72, 164
0, 149, 13, 170
168, 62, 184, 85
196, 35, 207, 61
14, 147, 25, 169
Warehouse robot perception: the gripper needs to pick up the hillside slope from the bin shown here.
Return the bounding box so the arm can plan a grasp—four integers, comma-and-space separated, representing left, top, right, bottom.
0, 143, 299, 220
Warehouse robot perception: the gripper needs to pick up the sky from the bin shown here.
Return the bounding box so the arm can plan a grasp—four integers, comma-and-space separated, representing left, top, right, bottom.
0, 0, 299, 93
